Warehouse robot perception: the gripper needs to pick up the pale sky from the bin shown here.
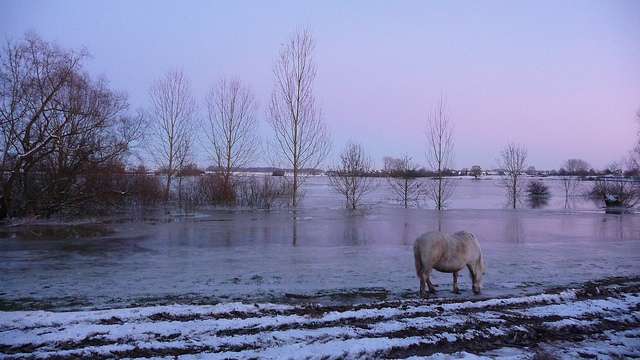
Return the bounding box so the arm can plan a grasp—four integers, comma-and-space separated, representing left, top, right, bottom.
1, 0, 639, 170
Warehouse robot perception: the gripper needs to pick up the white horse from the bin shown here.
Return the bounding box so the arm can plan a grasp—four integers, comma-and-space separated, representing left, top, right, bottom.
413, 231, 485, 297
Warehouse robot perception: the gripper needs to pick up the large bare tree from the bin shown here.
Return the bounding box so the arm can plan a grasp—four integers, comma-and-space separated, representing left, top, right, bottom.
148, 70, 195, 202
384, 155, 422, 208
267, 29, 330, 207
425, 97, 455, 210
0, 34, 83, 217
499, 143, 528, 209
328, 142, 375, 209
204, 78, 257, 201
0, 34, 141, 218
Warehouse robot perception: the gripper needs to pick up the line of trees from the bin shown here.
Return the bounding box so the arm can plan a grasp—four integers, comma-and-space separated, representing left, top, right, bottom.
146, 29, 330, 209
2, 31, 639, 218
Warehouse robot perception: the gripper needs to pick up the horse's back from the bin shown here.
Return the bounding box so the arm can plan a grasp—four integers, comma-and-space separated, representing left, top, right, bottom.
452, 231, 481, 253
414, 231, 481, 272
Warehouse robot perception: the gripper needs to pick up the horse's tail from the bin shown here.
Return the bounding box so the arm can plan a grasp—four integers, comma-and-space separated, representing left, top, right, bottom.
476, 249, 485, 274
413, 243, 423, 278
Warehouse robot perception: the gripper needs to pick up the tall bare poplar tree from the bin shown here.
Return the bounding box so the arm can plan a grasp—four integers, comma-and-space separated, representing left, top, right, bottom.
148, 70, 195, 201
268, 29, 330, 207
204, 78, 257, 201
499, 143, 528, 209
630, 110, 640, 172
425, 97, 455, 210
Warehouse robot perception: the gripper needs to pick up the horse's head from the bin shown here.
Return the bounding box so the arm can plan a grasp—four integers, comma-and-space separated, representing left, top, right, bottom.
472, 252, 486, 294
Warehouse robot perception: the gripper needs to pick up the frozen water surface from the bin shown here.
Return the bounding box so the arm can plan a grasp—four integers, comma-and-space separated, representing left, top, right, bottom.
0, 177, 638, 310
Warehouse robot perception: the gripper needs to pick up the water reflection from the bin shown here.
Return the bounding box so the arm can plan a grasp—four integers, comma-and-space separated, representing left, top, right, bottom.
596, 214, 628, 242
342, 211, 367, 246
504, 211, 525, 243
292, 214, 298, 246
3, 207, 639, 310
527, 195, 550, 209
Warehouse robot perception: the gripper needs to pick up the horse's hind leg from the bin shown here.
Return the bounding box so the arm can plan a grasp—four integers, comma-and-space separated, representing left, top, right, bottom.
419, 271, 428, 298
425, 269, 437, 294
452, 271, 460, 294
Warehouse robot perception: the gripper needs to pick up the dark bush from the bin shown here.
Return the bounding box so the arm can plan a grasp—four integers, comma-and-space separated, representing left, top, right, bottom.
125, 167, 164, 206
236, 176, 291, 209
527, 180, 550, 198
589, 179, 640, 208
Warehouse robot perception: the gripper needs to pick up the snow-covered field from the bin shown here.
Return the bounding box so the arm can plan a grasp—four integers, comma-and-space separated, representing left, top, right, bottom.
1, 277, 639, 359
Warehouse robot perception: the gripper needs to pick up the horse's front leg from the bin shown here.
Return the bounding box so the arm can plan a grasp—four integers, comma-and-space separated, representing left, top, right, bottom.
419, 269, 436, 298
452, 271, 460, 294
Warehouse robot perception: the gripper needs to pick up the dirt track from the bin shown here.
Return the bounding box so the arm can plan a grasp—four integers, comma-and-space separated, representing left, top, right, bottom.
1, 277, 639, 359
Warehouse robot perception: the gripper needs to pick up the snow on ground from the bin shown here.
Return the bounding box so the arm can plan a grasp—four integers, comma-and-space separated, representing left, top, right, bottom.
1, 277, 639, 359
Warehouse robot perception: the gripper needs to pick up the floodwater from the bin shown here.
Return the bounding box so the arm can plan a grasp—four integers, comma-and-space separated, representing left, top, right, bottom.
0, 177, 638, 310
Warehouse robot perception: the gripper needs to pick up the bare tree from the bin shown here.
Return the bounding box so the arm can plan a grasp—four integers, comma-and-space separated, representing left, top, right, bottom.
175, 134, 193, 203
425, 97, 455, 210
564, 158, 590, 176
627, 110, 640, 173
0, 34, 141, 218
384, 155, 422, 208
267, 29, 330, 207
204, 78, 257, 201
0, 34, 83, 217
328, 143, 375, 209
559, 158, 589, 207
148, 70, 195, 202
499, 143, 528, 209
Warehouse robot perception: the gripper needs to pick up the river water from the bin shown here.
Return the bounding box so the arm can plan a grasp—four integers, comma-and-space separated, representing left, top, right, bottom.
0, 176, 638, 310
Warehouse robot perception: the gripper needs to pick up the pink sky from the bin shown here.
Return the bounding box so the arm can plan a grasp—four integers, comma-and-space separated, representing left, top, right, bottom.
2, 0, 639, 169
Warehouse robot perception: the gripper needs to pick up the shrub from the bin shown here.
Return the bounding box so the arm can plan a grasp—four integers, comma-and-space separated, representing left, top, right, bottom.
589, 179, 640, 208
236, 176, 291, 209
527, 180, 550, 198
126, 171, 164, 206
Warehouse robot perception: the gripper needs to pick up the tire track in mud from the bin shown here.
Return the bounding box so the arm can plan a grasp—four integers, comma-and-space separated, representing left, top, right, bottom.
1, 277, 639, 359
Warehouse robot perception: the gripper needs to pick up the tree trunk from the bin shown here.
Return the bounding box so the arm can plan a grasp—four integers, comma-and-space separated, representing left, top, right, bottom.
292, 168, 298, 207
512, 175, 517, 209
0, 193, 9, 219
437, 174, 443, 210
178, 175, 183, 204
165, 173, 172, 202
404, 178, 408, 208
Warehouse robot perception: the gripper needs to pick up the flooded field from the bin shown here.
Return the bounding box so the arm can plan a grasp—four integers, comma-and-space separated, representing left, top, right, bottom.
0, 177, 638, 311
